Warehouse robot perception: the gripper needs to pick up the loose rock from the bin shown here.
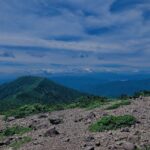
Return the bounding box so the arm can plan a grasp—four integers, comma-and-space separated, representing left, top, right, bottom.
44, 127, 59, 137
122, 142, 136, 150
7, 117, 15, 122
49, 118, 63, 125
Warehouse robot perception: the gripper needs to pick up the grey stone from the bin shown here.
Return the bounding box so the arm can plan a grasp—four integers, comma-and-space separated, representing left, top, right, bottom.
122, 142, 136, 150
7, 117, 15, 122
49, 118, 63, 125
85, 136, 95, 142
121, 128, 130, 132
86, 146, 94, 150
38, 114, 48, 118
44, 127, 59, 137
95, 141, 101, 147
85, 112, 96, 120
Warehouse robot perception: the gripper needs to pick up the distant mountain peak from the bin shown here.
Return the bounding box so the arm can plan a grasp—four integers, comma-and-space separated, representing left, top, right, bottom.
0, 76, 84, 111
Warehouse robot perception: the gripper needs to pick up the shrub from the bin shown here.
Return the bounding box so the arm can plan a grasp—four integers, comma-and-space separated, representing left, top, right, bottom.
89, 115, 136, 132
10, 136, 32, 149
4, 104, 50, 119
75, 96, 108, 109
2, 96, 108, 119
136, 146, 150, 150
106, 100, 131, 110
0, 126, 32, 137
133, 90, 150, 98
119, 94, 130, 100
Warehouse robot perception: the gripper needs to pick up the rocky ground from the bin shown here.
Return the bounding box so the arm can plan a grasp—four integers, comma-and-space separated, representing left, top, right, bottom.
0, 97, 150, 150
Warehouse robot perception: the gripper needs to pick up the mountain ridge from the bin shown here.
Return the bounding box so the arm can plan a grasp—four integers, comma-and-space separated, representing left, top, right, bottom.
0, 76, 84, 111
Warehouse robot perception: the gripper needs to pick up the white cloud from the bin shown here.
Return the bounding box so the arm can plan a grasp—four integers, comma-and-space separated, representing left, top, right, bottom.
0, 0, 149, 74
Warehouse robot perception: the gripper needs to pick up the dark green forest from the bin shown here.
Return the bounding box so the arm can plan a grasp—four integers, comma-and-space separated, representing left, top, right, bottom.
0, 76, 84, 111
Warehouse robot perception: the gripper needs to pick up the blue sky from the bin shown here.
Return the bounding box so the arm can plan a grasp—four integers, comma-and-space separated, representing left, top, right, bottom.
0, 0, 150, 76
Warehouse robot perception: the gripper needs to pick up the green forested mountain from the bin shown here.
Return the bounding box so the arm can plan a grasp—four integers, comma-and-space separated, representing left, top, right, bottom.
0, 76, 84, 111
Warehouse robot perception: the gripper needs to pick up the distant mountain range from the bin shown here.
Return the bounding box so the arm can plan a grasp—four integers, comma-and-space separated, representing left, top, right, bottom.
89, 79, 150, 97
50, 76, 150, 97
0, 76, 84, 111
0, 74, 150, 108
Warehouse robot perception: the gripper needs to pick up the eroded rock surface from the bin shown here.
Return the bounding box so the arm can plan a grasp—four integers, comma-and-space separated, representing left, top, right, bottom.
0, 97, 149, 150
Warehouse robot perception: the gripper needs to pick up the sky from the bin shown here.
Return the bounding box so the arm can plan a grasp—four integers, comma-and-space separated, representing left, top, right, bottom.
0, 0, 150, 76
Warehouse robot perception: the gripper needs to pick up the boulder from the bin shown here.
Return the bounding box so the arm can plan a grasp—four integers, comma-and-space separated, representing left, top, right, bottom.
84, 136, 95, 142
86, 146, 95, 150
38, 114, 48, 119
85, 112, 96, 120
122, 142, 136, 150
49, 118, 63, 125
44, 127, 59, 137
74, 116, 83, 122
0, 138, 13, 146
7, 117, 15, 122
121, 128, 130, 132
63, 138, 70, 142
95, 141, 101, 147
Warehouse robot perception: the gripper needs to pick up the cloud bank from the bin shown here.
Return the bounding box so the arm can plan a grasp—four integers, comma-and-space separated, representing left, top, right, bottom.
0, 0, 149, 75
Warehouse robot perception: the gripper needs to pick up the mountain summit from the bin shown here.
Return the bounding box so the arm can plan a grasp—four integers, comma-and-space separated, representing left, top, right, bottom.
0, 76, 84, 111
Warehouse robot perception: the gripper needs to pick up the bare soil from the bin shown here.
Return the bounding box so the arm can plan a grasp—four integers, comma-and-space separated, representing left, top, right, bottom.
0, 97, 150, 150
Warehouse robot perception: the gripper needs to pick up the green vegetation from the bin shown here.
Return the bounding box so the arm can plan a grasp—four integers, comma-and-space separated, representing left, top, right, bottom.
0, 76, 84, 111
143, 146, 150, 150
136, 146, 150, 150
3, 103, 51, 119
0, 76, 149, 114
119, 94, 130, 100
0, 126, 32, 137
119, 90, 150, 99
49, 96, 108, 110
10, 136, 32, 150
89, 115, 136, 132
0, 126, 32, 149
74, 96, 108, 109
0, 134, 4, 141
3, 96, 108, 119
133, 90, 150, 98
106, 100, 131, 110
